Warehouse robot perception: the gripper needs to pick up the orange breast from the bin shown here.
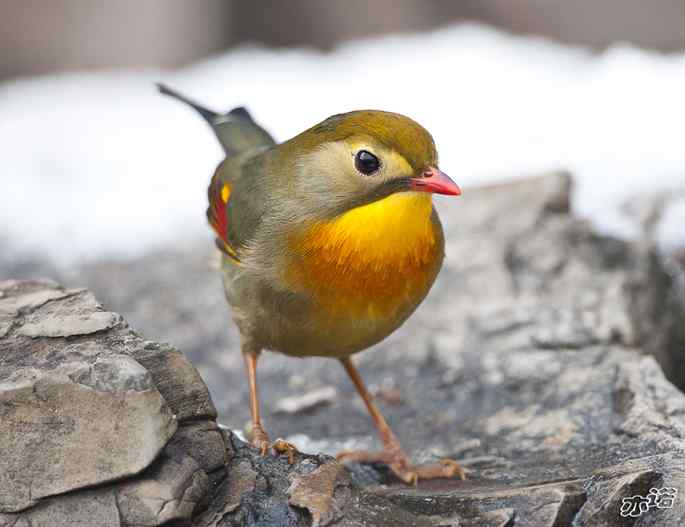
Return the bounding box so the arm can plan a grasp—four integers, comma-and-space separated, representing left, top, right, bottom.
285, 193, 442, 322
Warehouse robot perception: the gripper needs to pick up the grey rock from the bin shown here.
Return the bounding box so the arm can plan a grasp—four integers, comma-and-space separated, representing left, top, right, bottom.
116, 446, 210, 526
2, 172, 685, 525
0, 280, 74, 338
68, 354, 154, 392
574, 454, 685, 526
0, 449, 213, 527
0, 315, 13, 338
287, 459, 352, 526
274, 386, 338, 415
0, 280, 225, 525
0, 357, 175, 512
189, 342, 685, 526
133, 342, 217, 422
196, 432, 450, 527
10, 284, 123, 338
18, 309, 122, 338
0, 488, 121, 527
168, 420, 228, 475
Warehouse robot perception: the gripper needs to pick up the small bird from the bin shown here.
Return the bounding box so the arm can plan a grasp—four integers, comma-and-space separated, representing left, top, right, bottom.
158, 84, 463, 483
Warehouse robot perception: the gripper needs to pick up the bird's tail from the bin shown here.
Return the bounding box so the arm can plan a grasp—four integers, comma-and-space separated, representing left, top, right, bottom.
157, 83, 275, 155
156, 83, 219, 125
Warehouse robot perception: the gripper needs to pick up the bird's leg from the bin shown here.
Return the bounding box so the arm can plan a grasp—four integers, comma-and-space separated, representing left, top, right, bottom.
336, 357, 466, 484
243, 349, 271, 455
242, 349, 299, 463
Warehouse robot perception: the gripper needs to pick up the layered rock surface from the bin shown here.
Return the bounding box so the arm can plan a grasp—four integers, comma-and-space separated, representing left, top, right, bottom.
0, 280, 225, 525
2, 173, 685, 526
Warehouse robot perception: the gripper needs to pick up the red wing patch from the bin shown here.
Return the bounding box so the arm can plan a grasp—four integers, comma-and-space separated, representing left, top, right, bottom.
207, 178, 240, 262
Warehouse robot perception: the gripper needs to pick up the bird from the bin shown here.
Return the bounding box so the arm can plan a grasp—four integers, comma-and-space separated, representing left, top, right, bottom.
158, 84, 463, 483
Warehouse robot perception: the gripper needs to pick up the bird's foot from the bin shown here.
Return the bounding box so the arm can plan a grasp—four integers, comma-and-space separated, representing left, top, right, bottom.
248, 425, 272, 456
272, 438, 299, 464
336, 446, 467, 485
248, 426, 299, 464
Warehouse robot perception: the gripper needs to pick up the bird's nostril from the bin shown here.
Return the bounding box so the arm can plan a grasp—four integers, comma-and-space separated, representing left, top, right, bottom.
423, 166, 439, 178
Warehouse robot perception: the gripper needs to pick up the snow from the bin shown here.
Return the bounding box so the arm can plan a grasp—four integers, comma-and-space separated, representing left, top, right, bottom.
1, 23, 684, 266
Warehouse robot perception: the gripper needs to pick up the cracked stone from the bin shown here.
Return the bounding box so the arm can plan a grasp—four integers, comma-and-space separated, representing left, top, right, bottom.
18, 310, 122, 338
0, 280, 221, 524
288, 461, 351, 526
116, 447, 209, 526
3, 173, 685, 525
0, 358, 176, 512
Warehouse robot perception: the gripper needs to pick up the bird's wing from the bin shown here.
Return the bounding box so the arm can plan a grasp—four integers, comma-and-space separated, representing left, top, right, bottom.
158, 84, 276, 263
207, 166, 240, 261
207, 151, 271, 263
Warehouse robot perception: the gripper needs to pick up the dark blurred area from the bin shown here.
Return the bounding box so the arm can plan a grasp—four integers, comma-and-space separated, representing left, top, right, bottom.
2, 0, 685, 81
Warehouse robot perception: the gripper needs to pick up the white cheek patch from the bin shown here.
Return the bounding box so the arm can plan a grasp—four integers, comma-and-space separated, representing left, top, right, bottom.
300, 140, 416, 200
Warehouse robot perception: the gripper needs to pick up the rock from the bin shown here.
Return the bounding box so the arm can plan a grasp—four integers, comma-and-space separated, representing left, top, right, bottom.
189, 346, 685, 526
133, 342, 217, 422
274, 386, 338, 415
0, 448, 213, 527
0, 280, 225, 525
0, 353, 175, 512
287, 460, 352, 526
0, 488, 122, 527
168, 420, 227, 475
196, 431, 451, 527
3, 172, 685, 525
115, 446, 209, 526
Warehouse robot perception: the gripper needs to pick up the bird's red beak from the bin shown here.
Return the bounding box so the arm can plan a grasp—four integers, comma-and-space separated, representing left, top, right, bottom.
409, 167, 462, 196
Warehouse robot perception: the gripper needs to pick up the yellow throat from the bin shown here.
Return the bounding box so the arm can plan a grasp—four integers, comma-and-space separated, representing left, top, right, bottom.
287, 192, 441, 319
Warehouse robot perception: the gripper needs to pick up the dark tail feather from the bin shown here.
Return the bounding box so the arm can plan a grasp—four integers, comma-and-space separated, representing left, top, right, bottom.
156, 83, 218, 124
158, 83, 275, 155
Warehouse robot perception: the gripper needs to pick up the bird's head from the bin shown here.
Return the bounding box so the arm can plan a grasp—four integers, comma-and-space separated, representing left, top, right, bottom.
276, 110, 460, 220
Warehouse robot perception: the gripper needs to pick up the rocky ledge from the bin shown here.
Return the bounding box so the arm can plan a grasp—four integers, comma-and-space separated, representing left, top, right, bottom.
0, 280, 226, 525
2, 173, 685, 526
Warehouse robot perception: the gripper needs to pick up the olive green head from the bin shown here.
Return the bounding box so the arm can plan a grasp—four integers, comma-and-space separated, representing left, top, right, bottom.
273, 110, 459, 219
305, 110, 438, 171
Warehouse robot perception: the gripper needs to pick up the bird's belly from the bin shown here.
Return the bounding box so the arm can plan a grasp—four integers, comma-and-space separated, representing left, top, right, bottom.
301, 281, 434, 357
278, 231, 443, 357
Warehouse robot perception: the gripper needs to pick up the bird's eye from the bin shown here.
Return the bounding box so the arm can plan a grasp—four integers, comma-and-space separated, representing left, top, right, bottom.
354, 150, 381, 175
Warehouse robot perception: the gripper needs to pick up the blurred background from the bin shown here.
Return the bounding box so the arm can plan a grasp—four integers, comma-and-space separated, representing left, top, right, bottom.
6, 0, 685, 79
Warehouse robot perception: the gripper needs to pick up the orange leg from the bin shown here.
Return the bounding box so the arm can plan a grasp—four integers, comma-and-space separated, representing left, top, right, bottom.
242, 349, 299, 462
243, 350, 271, 454
337, 357, 466, 484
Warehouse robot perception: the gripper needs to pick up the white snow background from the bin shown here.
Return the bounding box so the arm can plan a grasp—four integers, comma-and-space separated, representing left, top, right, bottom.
1, 23, 684, 267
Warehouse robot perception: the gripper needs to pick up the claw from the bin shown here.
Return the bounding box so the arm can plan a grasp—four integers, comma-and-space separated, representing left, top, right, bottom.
439, 459, 467, 480
251, 437, 270, 456
248, 428, 299, 464
272, 438, 299, 464
337, 447, 466, 484
248, 424, 271, 456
